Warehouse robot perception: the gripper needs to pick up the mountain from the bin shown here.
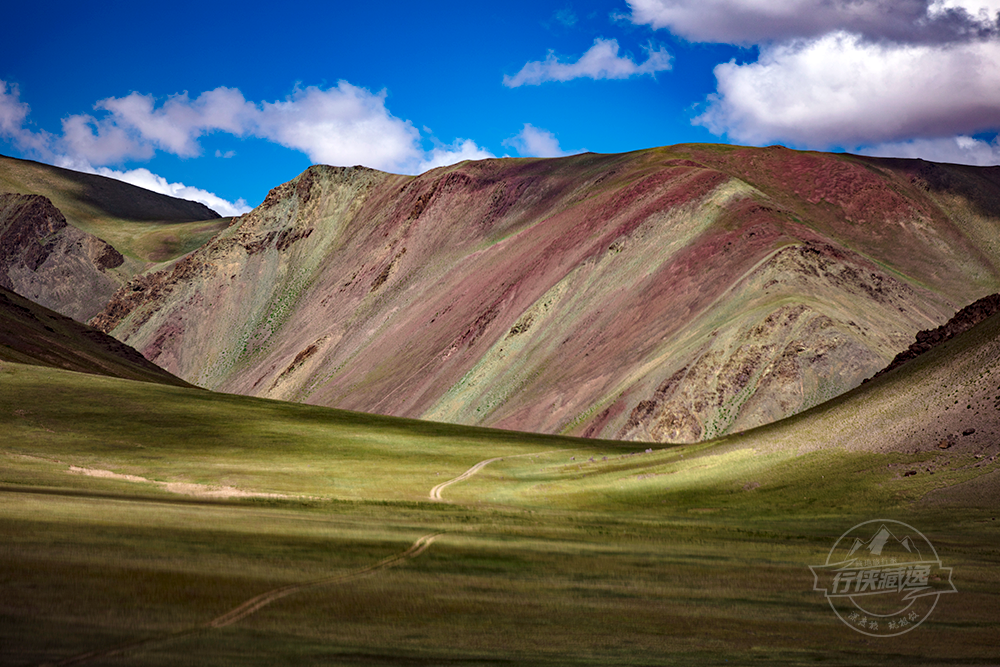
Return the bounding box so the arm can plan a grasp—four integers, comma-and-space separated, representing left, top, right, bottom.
0, 284, 191, 387
90, 145, 1000, 442
0, 154, 228, 320
727, 307, 1000, 459
2, 251, 998, 664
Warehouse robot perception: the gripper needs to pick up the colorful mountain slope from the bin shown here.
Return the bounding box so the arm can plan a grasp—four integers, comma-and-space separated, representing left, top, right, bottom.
2, 271, 999, 665
91, 145, 1000, 442
724, 307, 1000, 463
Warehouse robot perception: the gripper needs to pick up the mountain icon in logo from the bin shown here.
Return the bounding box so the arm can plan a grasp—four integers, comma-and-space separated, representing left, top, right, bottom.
845, 524, 923, 561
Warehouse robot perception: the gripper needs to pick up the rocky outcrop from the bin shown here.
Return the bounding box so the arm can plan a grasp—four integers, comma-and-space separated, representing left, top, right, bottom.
868, 293, 1000, 381
0, 193, 132, 321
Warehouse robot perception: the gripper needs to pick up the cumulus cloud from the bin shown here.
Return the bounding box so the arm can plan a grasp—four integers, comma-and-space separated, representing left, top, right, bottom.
254, 83, 422, 171
417, 139, 495, 173
623, 1, 1000, 163
96, 87, 253, 157
0, 81, 52, 155
503, 38, 672, 87
861, 134, 1000, 165
57, 83, 422, 173
503, 124, 574, 158
3, 78, 494, 178
626, 0, 1000, 44
60, 113, 154, 164
0, 81, 30, 139
694, 32, 1000, 147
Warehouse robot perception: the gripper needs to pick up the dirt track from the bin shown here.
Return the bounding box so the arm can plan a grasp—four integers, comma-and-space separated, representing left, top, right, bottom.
429, 449, 570, 501
43, 533, 440, 667
429, 457, 504, 501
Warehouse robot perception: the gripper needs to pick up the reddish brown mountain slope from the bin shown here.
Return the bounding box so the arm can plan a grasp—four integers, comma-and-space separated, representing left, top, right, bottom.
91, 145, 1000, 442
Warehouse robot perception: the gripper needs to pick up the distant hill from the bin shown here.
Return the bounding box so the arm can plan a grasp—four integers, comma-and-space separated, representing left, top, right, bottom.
0, 284, 191, 387
88, 145, 1000, 443
0, 193, 134, 321
0, 154, 230, 321
0, 153, 228, 260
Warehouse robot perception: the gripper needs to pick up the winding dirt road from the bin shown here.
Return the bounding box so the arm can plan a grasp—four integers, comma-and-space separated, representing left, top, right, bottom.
429, 457, 504, 501
44, 448, 569, 665
429, 449, 570, 502
208, 533, 439, 628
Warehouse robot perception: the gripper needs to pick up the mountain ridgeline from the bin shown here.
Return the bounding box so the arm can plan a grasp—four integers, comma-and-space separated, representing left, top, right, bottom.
84, 145, 1000, 443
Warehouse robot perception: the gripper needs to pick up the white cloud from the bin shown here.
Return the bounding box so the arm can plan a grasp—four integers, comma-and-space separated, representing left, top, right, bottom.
215, 149, 236, 158
503, 38, 672, 87
96, 87, 253, 157
694, 32, 1000, 147
503, 124, 572, 158
2, 78, 496, 180
0, 81, 52, 155
254, 83, 422, 172
861, 135, 1000, 165
626, 0, 1000, 44
81, 82, 447, 174
0, 80, 30, 138
60, 113, 154, 164
417, 139, 495, 173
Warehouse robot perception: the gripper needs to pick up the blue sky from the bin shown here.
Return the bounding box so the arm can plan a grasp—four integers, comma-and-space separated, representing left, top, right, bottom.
3, 0, 1000, 216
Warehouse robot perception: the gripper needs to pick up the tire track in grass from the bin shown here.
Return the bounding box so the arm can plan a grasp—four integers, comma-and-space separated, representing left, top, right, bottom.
429, 449, 572, 501
42, 533, 440, 667
207, 533, 439, 628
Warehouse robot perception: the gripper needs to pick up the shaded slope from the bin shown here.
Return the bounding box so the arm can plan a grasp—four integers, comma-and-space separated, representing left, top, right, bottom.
0, 285, 191, 387
92, 146, 1000, 442
0, 153, 227, 264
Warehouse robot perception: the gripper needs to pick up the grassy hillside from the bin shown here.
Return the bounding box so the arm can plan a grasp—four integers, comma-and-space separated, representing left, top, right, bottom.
94, 146, 1000, 444
0, 153, 228, 264
2, 308, 999, 664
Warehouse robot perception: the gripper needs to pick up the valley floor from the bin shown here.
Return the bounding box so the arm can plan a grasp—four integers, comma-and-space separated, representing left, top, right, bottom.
2, 362, 999, 665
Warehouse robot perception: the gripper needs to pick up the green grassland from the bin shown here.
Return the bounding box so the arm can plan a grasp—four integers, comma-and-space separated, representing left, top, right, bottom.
2, 350, 999, 666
